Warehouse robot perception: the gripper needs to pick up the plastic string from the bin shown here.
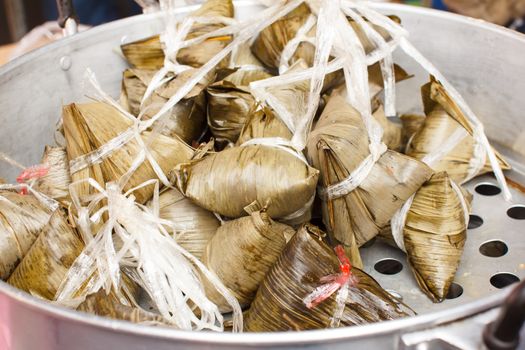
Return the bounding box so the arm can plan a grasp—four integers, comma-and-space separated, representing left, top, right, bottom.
278, 14, 317, 74
341, 4, 396, 117
303, 245, 359, 327
56, 178, 243, 332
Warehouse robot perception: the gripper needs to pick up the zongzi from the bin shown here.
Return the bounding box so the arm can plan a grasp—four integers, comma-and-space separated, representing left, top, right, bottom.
121, 0, 234, 69
203, 208, 295, 311
121, 68, 209, 144
63, 102, 194, 204
33, 146, 71, 205
385, 172, 472, 302
244, 224, 414, 331
171, 144, 319, 220
406, 78, 510, 184
207, 44, 272, 146
8, 210, 83, 300
0, 191, 52, 280
77, 290, 167, 325
236, 106, 292, 145
156, 188, 220, 260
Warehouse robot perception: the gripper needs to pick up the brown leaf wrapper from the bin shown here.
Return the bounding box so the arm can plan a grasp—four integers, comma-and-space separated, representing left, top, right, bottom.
262, 59, 343, 135
33, 146, 71, 205
406, 78, 510, 184
382, 172, 472, 302
121, 0, 234, 70
250, 3, 312, 70
400, 114, 426, 151
8, 210, 83, 300
121, 68, 209, 144
170, 144, 319, 220
155, 188, 220, 261
244, 224, 414, 331
0, 191, 52, 280
251, 2, 399, 70
207, 68, 272, 145
236, 106, 292, 145
202, 209, 295, 311
372, 104, 403, 152
62, 102, 194, 204
77, 290, 167, 325
306, 95, 433, 267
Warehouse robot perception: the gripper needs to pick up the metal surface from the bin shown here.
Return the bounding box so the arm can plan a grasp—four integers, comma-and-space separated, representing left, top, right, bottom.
0, 2, 525, 349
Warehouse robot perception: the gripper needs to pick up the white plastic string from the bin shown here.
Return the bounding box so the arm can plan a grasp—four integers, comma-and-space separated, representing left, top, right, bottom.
391, 127, 471, 253
419, 127, 469, 167
278, 14, 317, 74
56, 179, 243, 332
341, 5, 396, 116
0, 151, 26, 170
240, 137, 309, 165
398, 37, 511, 201
290, 0, 336, 151
318, 142, 386, 200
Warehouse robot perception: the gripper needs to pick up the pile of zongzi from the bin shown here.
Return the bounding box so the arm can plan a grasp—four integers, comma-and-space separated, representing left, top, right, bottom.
0, 0, 513, 336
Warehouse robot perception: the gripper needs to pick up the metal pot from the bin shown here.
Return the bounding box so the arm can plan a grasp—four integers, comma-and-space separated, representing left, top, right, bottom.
0, 2, 525, 349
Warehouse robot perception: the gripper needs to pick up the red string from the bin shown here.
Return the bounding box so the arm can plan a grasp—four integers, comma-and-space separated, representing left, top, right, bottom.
16, 164, 50, 195
303, 245, 358, 309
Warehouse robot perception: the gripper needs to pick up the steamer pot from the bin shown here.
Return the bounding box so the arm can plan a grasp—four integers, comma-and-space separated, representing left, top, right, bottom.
0, 2, 524, 349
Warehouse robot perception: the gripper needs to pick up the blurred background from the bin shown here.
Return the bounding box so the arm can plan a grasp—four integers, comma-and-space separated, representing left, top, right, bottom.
0, 0, 524, 63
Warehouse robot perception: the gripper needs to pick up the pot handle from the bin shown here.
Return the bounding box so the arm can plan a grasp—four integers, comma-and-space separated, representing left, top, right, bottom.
483, 280, 525, 350
56, 0, 79, 36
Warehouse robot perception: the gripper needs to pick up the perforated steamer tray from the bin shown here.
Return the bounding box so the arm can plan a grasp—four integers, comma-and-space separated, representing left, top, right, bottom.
361, 169, 525, 314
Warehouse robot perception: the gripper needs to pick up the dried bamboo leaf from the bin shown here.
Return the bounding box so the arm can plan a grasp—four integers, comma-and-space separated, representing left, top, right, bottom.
250, 3, 312, 69
0, 191, 52, 280
372, 104, 403, 151
236, 106, 292, 145
203, 209, 294, 311
121, 68, 209, 144
368, 62, 412, 100
306, 95, 433, 266
77, 290, 167, 325
231, 42, 265, 68
207, 67, 272, 145
121, 0, 234, 69
33, 146, 71, 205
244, 224, 414, 331
407, 78, 510, 183
62, 102, 194, 204
400, 113, 426, 151
156, 188, 220, 260
8, 210, 83, 300
121, 36, 164, 70
171, 144, 319, 220
387, 172, 471, 302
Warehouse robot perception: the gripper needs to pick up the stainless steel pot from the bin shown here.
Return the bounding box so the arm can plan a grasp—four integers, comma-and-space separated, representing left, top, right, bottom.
1, 2, 525, 349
